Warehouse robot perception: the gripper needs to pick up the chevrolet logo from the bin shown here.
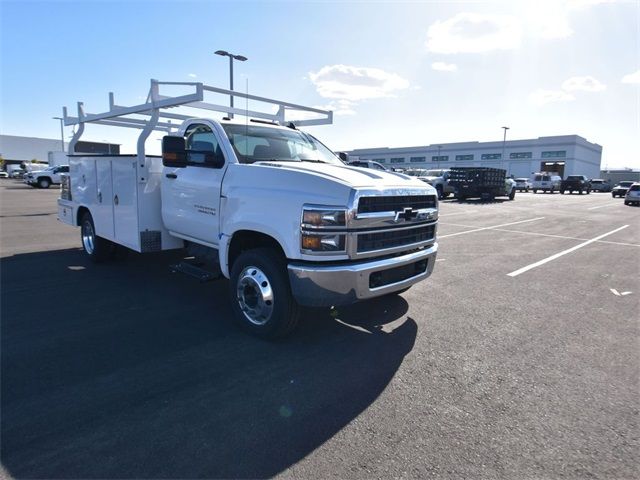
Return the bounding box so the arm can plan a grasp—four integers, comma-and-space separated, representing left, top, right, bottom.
394, 207, 418, 223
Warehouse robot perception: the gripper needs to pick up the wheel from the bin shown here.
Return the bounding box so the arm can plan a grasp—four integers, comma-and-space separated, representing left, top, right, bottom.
38, 178, 51, 189
612, 193, 616, 198
436, 185, 443, 200
533, 189, 537, 194
561, 190, 565, 194
508, 188, 516, 200
624, 200, 630, 205
586, 189, 590, 194
229, 247, 300, 338
442, 192, 450, 198
549, 187, 554, 194
80, 212, 115, 263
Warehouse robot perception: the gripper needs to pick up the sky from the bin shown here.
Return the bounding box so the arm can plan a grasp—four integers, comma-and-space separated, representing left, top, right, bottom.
1, 0, 638, 169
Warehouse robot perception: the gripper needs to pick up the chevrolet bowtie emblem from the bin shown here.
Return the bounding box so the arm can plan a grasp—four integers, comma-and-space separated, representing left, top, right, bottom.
394, 207, 417, 222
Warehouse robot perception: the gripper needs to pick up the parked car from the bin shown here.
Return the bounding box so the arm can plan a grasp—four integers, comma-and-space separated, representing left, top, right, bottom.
515, 178, 531, 191
348, 160, 388, 171
10, 170, 25, 179
408, 168, 455, 199
560, 175, 591, 194
0, 171, 8, 178
531, 173, 562, 193
24, 165, 69, 188
590, 179, 611, 192
624, 183, 640, 206
611, 181, 635, 198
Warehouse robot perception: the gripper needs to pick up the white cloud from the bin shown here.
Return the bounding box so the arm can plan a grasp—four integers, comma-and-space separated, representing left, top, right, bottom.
561, 75, 606, 92
188, 73, 197, 78
529, 89, 575, 106
426, 12, 523, 54
309, 64, 409, 101
622, 70, 640, 84
431, 62, 458, 72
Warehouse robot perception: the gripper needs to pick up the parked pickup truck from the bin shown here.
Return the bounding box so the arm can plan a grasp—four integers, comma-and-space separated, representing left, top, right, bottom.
24, 165, 69, 189
57, 80, 439, 338
560, 175, 591, 194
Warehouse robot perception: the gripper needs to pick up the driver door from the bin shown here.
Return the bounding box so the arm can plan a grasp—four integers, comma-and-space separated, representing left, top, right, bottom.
161, 122, 227, 246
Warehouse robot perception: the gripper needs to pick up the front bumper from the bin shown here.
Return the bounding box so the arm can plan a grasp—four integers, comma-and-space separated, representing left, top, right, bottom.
288, 244, 437, 307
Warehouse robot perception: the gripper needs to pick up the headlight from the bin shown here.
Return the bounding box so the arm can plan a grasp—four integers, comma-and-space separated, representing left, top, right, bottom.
301, 206, 348, 253
302, 208, 346, 228
301, 233, 346, 252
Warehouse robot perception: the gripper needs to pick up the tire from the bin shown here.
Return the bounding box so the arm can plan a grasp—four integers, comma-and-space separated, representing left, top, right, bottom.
436, 185, 443, 200
549, 187, 554, 194
80, 212, 115, 263
560, 190, 565, 194
624, 200, 630, 205
508, 188, 516, 200
533, 189, 537, 194
229, 247, 300, 339
612, 193, 616, 198
586, 189, 590, 194
38, 177, 51, 189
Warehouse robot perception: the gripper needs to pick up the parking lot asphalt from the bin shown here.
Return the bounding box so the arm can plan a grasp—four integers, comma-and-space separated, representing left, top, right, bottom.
1, 181, 638, 479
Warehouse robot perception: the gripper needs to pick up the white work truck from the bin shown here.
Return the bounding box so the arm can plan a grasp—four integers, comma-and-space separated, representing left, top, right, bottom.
57, 80, 439, 337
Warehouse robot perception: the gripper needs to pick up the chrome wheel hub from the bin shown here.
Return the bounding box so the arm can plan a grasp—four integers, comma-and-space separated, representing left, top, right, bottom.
236, 266, 274, 326
82, 220, 95, 254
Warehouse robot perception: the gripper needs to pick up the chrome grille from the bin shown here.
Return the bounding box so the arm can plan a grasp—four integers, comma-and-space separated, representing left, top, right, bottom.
357, 195, 436, 214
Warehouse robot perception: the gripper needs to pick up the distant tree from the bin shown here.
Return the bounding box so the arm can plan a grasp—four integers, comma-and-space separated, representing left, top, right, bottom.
0, 155, 4, 170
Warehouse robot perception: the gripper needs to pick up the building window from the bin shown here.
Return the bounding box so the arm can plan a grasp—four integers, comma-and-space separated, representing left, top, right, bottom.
431, 155, 449, 162
373, 158, 386, 163
510, 152, 532, 159
455, 154, 474, 161
390, 157, 405, 163
481, 153, 502, 160
410, 156, 425, 163
541, 150, 566, 158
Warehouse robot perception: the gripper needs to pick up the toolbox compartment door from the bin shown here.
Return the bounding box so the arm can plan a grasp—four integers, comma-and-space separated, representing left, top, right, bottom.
112, 158, 139, 249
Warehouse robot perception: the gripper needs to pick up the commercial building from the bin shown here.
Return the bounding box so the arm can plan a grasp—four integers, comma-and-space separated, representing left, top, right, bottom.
0, 135, 119, 170
346, 135, 602, 179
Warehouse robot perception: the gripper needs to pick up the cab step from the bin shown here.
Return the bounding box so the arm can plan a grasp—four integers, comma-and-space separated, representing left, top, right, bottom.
170, 260, 221, 282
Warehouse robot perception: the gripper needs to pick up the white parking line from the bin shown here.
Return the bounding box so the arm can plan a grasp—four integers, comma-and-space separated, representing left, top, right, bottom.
440, 224, 640, 248
439, 217, 545, 239
507, 225, 630, 277
588, 203, 621, 210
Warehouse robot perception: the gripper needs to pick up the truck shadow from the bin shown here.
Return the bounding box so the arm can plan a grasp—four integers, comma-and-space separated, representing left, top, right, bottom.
1, 248, 416, 478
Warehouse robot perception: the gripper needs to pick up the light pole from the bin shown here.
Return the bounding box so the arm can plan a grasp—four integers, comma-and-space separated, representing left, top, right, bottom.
437, 145, 442, 169
215, 50, 248, 118
52, 117, 65, 152
501, 126, 509, 173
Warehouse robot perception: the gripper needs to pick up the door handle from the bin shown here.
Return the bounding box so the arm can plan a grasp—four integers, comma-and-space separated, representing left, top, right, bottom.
166, 173, 177, 179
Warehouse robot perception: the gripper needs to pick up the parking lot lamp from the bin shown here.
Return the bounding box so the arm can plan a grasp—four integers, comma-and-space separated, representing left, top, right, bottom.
501, 126, 509, 173
214, 50, 248, 119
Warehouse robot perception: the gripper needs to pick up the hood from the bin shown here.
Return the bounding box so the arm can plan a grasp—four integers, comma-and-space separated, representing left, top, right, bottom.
256, 161, 430, 189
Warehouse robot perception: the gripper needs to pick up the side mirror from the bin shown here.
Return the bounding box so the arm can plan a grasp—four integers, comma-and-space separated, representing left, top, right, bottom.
162, 136, 187, 168
337, 152, 349, 163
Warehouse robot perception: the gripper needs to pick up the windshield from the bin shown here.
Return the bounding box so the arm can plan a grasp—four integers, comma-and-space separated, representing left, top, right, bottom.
516, 178, 528, 182
425, 169, 446, 176
619, 181, 634, 187
222, 124, 343, 165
